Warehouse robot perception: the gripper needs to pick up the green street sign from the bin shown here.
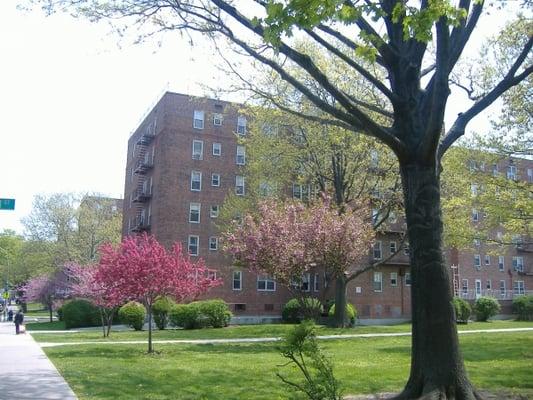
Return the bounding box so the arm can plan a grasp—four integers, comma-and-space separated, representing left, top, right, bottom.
2, 292, 8, 299
0, 199, 15, 210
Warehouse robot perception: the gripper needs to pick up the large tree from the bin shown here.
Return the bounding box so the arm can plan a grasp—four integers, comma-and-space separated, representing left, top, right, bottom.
25, 1, 532, 398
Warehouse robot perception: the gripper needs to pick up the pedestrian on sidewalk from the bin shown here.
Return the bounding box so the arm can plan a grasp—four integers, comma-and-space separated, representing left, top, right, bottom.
14, 310, 24, 334
8, 309, 13, 322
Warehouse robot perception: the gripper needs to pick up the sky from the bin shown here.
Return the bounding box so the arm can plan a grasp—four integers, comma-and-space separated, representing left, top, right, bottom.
0, 1, 521, 235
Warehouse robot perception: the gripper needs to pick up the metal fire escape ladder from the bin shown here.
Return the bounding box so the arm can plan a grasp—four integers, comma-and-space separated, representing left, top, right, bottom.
451, 264, 460, 297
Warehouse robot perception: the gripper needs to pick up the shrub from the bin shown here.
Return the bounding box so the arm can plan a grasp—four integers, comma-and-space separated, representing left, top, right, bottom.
282, 298, 323, 323
56, 306, 64, 322
474, 297, 501, 322
198, 299, 232, 328
61, 299, 100, 329
512, 295, 533, 321
152, 297, 175, 330
169, 303, 202, 329
118, 301, 146, 331
328, 303, 357, 326
452, 297, 472, 324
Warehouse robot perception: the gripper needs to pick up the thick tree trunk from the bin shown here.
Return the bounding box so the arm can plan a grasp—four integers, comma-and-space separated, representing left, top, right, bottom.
395, 164, 481, 400
333, 275, 348, 328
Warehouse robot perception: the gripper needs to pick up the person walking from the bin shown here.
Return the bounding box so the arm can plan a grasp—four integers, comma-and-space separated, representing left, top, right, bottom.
14, 310, 24, 334
7, 309, 13, 322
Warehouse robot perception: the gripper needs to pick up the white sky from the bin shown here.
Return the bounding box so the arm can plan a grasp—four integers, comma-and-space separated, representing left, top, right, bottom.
0, 2, 521, 234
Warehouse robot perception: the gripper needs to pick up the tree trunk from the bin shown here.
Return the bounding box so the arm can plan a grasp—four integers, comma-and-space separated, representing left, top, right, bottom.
395, 164, 481, 400
100, 309, 106, 338
332, 275, 348, 328
106, 311, 114, 337
147, 304, 153, 353
48, 302, 53, 323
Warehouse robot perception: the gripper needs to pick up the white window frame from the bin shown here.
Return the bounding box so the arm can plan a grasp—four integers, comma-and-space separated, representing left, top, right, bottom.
373, 241, 382, 260
235, 175, 245, 196
513, 256, 524, 272
193, 110, 204, 130
188, 235, 199, 256
507, 165, 517, 180
486, 279, 492, 290
293, 183, 302, 200
232, 271, 242, 291
474, 254, 481, 268
498, 256, 505, 272
257, 275, 276, 292
475, 279, 482, 297
514, 280, 525, 295
499, 280, 506, 296
237, 116, 247, 135
236, 145, 246, 165
484, 255, 491, 265
210, 205, 219, 218
461, 279, 468, 296
209, 236, 218, 251
405, 272, 411, 286
192, 140, 203, 160
390, 272, 398, 287
211, 173, 221, 187
470, 183, 478, 197
301, 273, 311, 292
212, 142, 222, 156
213, 113, 223, 126
528, 168, 533, 183
390, 241, 397, 254
190, 171, 202, 191
189, 202, 201, 224
373, 271, 383, 292
403, 244, 410, 256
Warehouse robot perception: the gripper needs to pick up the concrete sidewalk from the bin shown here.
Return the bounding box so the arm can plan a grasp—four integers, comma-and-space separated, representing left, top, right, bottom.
0, 317, 77, 399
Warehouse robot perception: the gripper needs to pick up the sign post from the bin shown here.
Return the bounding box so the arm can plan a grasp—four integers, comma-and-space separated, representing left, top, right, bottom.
0, 199, 15, 210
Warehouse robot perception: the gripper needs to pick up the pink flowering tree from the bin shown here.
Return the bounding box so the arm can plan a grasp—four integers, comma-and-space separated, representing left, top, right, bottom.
96, 233, 221, 352
224, 197, 374, 327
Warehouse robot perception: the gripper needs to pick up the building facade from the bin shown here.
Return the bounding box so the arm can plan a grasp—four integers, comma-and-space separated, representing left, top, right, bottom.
122, 92, 532, 322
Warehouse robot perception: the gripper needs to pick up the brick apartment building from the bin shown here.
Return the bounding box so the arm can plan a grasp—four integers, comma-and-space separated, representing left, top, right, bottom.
122, 91, 532, 322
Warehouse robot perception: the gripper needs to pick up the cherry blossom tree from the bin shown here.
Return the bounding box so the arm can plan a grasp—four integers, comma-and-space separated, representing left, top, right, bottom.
96, 233, 221, 352
224, 197, 374, 326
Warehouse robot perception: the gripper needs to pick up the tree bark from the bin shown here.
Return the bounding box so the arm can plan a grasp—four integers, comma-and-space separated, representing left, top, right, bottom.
147, 304, 153, 353
48, 302, 53, 323
332, 275, 348, 328
395, 164, 481, 400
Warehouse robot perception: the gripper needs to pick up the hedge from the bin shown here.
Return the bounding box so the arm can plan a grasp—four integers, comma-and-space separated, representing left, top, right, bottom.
452, 297, 472, 324
61, 299, 100, 329
119, 301, 146, 331
328, 303, 357, 326
282, 298, 323, 323
169, 300, 232, 329
513, 295, 533, 321
474, 297, 501, 322
153, 297, 175, 330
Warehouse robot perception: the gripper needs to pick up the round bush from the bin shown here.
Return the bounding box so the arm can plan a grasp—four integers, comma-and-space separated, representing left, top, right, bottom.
119, 301, 146, 331
474, 297, 501, 322
198, 299, 232, 328
282, 298, 323, 323
452, 297, 472, 324
56, 306, 64, 322
169, 303, 202, 329
153, 297, 175, 330
61, 299, 100, 329
328, 303, 357, 326
512, 295, 533, 321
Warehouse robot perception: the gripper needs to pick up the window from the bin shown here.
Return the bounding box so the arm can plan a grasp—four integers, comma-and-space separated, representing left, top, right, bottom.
498, 256, 505, 272
475, 280, 482, 296
211, 173, 220, 187
403, 243, 410, 256
470, 183, 478, 197
492, 164, 499, 176
373, 241, 382, 260
500, 280, 506, 296
210, 205, 219, 218
234, 303, 246, 311
209, 237, 218, 251
301, 273, 311, 292
213, 113, 223, 126
237, 116, 247, 135
528, 168, 533, 183
405, 273, 411, 286
461, 279, 468, 296
188, 235, 199, 256
257, 275, 275, 291
293, 184, 302, 200
390, 272, 398, 286
484, 255, 491, 265
507, 165, 517, 180
314, 273, 319, 292
372, 208, 379, 225
512, 256, 524, 272
235, 175, 245, 196
233, 271, 242, 291
370, 150, 379, 168
390, 241, 397, 254
189, 203, 201, 223
373, 272, 383, 292
474, 254, 481, 268
473, 238, 481, 247
514, 280, 525, 295
193, 110, 204, 129
208, 270, 217, 280
191, 171, 202, 191
192, 140, 203, 160
468, 160, 477, 171
472, 209, 479, 222
212, 142, 222, 156
486, 279, 492, 290
236, 145, 246, 165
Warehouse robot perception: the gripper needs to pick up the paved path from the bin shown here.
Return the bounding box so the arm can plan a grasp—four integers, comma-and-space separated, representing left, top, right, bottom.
0, 311, 77, 399
36, 327, 533, 348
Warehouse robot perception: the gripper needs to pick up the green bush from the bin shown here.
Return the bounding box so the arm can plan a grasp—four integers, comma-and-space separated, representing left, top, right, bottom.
118, 301, 146, 331
198, 299, 232, 328
474, 297, 501, 322
169, 303, 202, 329
512, 295, 533, 321
452, 297, 472, 324
61, 299, 100, 329
56, 306, 64, 322
282, 298, 323, 323
152, 297, 175, 330
328, 303, 357, 326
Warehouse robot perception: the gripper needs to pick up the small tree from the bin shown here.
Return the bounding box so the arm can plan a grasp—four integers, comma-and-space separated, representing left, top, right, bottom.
96, 233, 221, 352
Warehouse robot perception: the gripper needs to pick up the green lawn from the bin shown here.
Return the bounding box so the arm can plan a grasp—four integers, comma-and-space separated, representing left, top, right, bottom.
42, 332, 533, 400
29, 319, 533, 343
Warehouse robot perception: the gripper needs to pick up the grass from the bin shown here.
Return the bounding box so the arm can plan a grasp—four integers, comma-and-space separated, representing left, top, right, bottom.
29, 319, 533, 343
42, 331, 533, 400
26, 321, 66, 331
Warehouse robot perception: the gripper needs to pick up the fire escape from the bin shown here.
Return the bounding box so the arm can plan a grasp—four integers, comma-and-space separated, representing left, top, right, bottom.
131, 121, 156, 233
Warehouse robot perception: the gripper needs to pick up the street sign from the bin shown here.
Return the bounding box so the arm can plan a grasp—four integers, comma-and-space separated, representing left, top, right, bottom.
0, 199, 15, 210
